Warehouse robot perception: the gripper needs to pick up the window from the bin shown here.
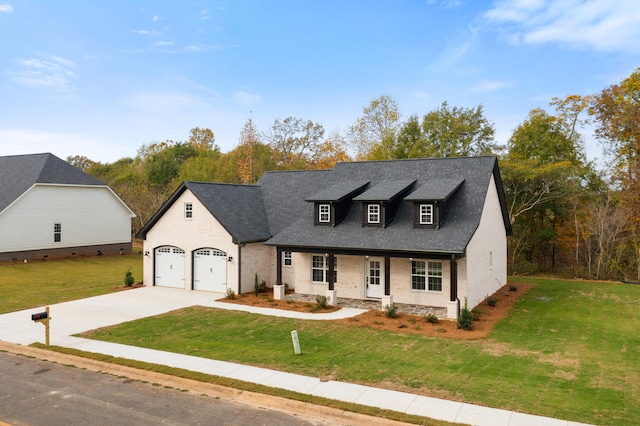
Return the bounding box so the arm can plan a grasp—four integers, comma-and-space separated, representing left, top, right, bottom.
368, 204, 380, 224
185, 202, 193, 219
419, 204, 433, 225
428, 261, 443, 291
311, 255, 337, 282
284, 251, 292, 267
53, 223, 61, 242
318, 204, 330, 223
411, 260, 426, 290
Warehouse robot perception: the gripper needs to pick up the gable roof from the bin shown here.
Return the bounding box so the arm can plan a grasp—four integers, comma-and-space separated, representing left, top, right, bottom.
0, 153, 107, 213
353, 179, 416, 202
136, 181, 271, 244
263, 156, 511, 255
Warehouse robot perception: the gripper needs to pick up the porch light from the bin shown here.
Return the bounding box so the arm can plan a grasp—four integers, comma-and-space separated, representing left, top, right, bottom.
144, 250, 150, 256
227, 256, 233, 262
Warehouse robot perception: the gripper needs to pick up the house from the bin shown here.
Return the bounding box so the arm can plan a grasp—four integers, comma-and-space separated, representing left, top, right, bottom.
0, 153, 136, 262
136, 156, 511, 318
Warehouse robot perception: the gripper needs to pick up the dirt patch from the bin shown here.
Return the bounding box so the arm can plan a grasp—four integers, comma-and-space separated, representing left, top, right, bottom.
222, 284, 534, 339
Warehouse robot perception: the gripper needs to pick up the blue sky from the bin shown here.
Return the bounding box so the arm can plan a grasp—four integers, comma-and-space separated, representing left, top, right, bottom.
1, 1, 639, 165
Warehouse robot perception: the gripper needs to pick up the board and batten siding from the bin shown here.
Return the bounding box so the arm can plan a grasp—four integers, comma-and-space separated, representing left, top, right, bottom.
0, 184, 134, 252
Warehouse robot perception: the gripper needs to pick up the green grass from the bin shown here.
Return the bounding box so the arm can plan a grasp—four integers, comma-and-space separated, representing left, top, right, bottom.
80, 277, 640, 426
0, 254, 143, 314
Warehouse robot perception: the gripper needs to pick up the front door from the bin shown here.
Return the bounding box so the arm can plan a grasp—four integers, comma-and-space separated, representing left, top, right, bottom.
366, 257, 384, 299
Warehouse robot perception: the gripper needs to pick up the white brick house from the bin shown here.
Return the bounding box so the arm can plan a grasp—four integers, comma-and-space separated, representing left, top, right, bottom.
137, 157, 511, 318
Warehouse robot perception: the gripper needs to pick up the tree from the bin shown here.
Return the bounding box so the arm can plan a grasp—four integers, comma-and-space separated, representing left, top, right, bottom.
310, 130, 351, 169
144, 142, 198, 188
263, 117, 325, 169
349, 95, 401, 159
66, 155, 95, 171
188, 127, 217, 153
237, 117, 260, 184
418, 102, 499, 158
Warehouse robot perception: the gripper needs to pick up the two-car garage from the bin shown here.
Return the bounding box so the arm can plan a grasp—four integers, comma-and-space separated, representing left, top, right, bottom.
154, 246, 227, 293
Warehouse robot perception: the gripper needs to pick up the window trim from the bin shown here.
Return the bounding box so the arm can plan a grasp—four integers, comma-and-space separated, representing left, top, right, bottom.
318, 204, 331, 223
411, 260, 443, 292
283, 251, 292, 267
53, 223, 61, 243
311, 254, 337, 283
368, 204, 380, 224
185, 202, 193, 219
411, 260, 426, 290
419, 204, 433, 225
427, 261, 443, 292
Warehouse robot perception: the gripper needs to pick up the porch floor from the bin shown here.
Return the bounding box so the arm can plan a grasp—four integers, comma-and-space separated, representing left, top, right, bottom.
284, 293, 448, 317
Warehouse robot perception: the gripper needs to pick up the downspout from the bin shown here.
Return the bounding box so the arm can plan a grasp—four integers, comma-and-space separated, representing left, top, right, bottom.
450, 255, 460, 316
237, 243, 244, 295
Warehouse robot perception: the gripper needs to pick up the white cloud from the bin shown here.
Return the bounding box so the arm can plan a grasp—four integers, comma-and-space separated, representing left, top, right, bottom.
232, 91, 262, 106
0, 4, 13, 13
472, 80, 512, 92
0, 128, 106, 160
484, 0, 640, 54
7, 54, 77, 90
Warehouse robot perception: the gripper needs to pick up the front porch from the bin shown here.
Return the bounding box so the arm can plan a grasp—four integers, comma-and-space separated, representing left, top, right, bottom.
283, 293, 448, 317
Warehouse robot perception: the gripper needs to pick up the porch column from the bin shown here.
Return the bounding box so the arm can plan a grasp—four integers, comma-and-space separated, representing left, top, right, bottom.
381, 256, 393, 309
326, 254, 337, 306
447, 255, 459, 319
274, 247, 285, 300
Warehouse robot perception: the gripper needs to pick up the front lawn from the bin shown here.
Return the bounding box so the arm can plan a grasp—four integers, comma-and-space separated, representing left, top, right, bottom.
0, 254, 143, 314
81, 277, 640, 425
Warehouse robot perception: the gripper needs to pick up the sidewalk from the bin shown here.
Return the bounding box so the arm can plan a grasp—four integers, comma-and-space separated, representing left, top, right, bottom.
0, 286, 590, 426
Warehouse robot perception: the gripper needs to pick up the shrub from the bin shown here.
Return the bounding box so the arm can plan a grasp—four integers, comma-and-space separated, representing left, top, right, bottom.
124, 268, 135, 287
384, 304, 398, 318
486, 296, 499, 307
225, 288, 236, 299
315, 295, 328, 309
284, 282, 290, 293
398, 323, 407, 329
254, 273, 259, 296
258, 280, 267, 294
471, 308, 484, 321
425, 313, 439, 324
457, 298, 473, 330
509, 284, 518, 292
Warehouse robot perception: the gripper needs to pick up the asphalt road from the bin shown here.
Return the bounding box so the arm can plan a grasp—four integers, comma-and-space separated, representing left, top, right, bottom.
0, 351, 322, 426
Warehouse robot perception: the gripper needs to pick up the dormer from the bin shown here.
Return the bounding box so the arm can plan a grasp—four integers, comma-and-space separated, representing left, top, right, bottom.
306, 181, 369, 226
404, 178, 464, 229
353, 180, 416, 228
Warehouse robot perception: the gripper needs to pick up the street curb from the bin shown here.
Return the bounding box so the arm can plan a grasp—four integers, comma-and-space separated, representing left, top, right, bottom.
0, 341, 417, 426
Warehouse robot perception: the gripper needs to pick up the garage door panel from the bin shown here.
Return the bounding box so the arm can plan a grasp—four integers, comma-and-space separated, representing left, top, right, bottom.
155, 246, 185, 288
194, 248, 227, 292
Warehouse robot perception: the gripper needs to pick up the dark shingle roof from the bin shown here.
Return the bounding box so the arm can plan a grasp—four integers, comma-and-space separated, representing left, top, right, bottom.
263, 156, 510, 255
0, 153, 106, 213
404, 178, 464, 201
353, 179, 416, 202
136, 181, 271, 244
305, 180, 369, 202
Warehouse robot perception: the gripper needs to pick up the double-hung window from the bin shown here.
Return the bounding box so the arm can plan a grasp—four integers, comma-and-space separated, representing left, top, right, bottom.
411, 260, 442, 291
419, 204, 433, 225
311, 255, 337, 282
368, 204, 380, 224
53, 223, 61, 243
428, 261, 443, 291
318, 204, 330, 223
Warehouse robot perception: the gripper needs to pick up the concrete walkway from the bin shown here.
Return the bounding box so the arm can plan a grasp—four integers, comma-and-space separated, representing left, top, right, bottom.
0, 286, 590, 426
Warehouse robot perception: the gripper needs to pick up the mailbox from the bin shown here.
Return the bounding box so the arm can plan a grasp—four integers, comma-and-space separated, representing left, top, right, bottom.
32, 311, 48, 321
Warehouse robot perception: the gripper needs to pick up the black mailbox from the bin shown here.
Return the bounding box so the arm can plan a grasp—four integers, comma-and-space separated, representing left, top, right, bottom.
32, 311, 48, 321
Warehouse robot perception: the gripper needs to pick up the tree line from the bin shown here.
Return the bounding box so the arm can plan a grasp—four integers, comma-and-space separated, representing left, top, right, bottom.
68, 67, 640, 281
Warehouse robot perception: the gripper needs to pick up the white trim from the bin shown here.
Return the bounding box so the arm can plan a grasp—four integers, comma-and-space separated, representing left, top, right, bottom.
368, 204, 380, 223
419, 204, 433, 225
318, 204, 330, 223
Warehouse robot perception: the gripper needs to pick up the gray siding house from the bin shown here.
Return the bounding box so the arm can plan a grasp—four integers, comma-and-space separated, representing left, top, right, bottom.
0, 153, 136, 262
137, 156, 511, 318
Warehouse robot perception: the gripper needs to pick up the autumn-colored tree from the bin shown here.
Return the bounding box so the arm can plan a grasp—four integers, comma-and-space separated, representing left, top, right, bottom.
66, 155, 95, 171
310, 130, 351, 169
349, 95, 401, 159
188, 127, 217, 153
263, 117, 325, 169
237, 118, 260, 184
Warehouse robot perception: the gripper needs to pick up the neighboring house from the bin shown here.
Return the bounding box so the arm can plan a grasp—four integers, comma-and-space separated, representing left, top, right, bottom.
137, 156, 511, 318
0, 153, 136, 262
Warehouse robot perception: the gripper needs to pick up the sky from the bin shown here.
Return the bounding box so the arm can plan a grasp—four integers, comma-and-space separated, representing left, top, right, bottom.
1, 1, 639, 165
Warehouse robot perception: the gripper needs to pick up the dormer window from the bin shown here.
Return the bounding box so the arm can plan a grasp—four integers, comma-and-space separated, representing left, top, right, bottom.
419, 204, 433, 225
368, 204, 380, 224
318, 204, 331, 223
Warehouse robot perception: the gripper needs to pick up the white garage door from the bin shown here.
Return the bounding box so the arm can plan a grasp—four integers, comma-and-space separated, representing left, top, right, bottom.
155, 246, 185, 288
193, 248, 227, 292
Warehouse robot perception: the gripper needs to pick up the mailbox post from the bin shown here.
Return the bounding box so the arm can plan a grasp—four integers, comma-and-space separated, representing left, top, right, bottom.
31, 306, 50, 346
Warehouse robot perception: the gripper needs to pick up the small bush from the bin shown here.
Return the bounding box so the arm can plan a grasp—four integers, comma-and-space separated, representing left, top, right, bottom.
384, 304, 398, 318
225, 288, 235, 299
284, 282, 290, 293
408, 317, 416, 324
471, 308, 484, 321
486, 296, 499, 307
398, 323, 407, 329
509, 284, 518, 292
315, 295, 328, 309
124, 268, 135, 287
425, 313, 439, 324
457, 298, 473, 330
